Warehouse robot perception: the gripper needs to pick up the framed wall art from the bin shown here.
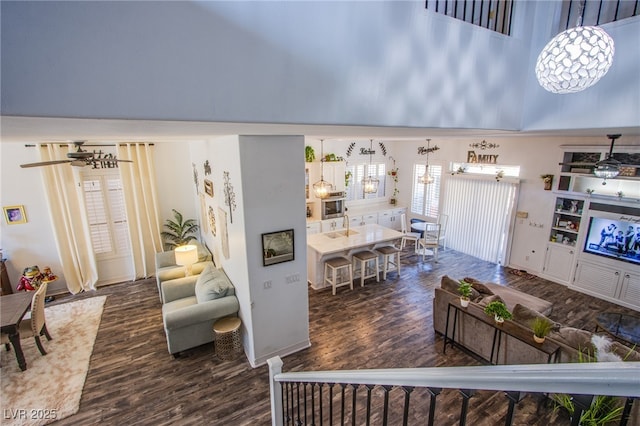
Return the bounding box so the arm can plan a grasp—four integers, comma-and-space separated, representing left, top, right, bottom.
3, 205, 27, 225
204, 179, 214, 197
262, 229, 294, 266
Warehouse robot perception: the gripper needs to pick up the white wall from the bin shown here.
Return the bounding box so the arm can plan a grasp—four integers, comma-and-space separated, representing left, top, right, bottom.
0, 0, 590, 133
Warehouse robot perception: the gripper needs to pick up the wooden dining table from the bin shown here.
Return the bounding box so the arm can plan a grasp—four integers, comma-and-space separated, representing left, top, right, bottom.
1, 291, 33, 371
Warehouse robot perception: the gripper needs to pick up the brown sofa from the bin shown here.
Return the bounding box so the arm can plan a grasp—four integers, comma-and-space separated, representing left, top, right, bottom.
433, 275, 640, 364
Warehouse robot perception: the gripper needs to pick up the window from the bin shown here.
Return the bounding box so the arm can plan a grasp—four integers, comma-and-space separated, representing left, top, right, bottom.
411, 163, 442, 218
345, 162, 386, 201
81, 169, 131, 259
451, 162, 520, 177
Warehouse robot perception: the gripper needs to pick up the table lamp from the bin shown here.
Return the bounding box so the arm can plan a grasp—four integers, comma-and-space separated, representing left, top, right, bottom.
175, 245, 198, 276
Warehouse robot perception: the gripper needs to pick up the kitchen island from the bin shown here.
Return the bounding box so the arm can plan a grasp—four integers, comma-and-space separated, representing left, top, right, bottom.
307, 223, 404, 290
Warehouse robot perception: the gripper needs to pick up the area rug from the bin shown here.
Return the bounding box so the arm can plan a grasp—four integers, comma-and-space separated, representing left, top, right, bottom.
1, 296, 107, 426
507, 267, 537, 280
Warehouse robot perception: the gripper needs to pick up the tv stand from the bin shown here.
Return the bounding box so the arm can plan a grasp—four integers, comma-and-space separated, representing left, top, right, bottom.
574, 258, 640, 311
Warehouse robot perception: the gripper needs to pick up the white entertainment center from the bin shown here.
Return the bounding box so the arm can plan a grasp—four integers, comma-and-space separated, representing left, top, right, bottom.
541, 145, 640, 311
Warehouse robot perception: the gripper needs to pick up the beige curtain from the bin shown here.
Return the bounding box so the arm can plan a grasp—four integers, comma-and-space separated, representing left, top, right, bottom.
39, 145, 98, 294
117, 143, 163, 279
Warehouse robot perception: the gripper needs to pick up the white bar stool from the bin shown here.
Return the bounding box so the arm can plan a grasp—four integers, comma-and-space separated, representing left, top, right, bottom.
352, 250, 379, 287
376, 245, 401, 280
324, 257, 353, 295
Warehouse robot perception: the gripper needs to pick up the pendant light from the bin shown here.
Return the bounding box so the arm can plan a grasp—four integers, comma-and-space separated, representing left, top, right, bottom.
313, 139, 333, 198
535, 1, 614, 94
419, 139, 435, 185
594, 134, 622, 184
362, 139, 379, 194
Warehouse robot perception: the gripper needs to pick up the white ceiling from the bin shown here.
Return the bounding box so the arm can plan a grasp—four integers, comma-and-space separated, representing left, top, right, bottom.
1, 116, 639, 144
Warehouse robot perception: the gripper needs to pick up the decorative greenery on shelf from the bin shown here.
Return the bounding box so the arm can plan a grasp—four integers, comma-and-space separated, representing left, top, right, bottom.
495, 170, 505, 182
483, 300, 512, 321
458, 280, 473, 300
531, 317, 553, 339
305, 146, 315, 162
161, 209, 199, 249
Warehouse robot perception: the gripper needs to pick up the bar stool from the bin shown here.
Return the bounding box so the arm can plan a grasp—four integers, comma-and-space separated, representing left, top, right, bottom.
376, 245, 401, 280
324, 257, 353, 295
352, 250, 379, 287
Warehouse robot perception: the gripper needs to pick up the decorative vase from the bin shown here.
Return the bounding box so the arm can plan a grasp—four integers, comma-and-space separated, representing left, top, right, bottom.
494, 315, 504, 324
570, 201, 578, 213
533, 335, 546, 344
460, 297, 470, 308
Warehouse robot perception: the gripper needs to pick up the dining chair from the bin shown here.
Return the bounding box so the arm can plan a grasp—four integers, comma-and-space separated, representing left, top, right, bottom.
418, 223, 441, 262
400, 214, 422, 251
1, 281, 52, 356
437, 213, 449, 250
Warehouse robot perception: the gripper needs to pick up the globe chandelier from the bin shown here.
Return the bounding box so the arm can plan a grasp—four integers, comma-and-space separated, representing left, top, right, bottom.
594, 134, 622, 184
419, 139, 435, 185
313, 139, 333, 198
362, 139, 379, 194
535, 1, 614, 94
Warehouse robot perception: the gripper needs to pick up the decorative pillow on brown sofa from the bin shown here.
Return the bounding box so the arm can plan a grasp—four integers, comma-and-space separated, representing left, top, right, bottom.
463, 277, 494, 295
512, 303, 560, 331
441, 276, 481, 300
477, 294, 505, 307
549, 327, 595, 355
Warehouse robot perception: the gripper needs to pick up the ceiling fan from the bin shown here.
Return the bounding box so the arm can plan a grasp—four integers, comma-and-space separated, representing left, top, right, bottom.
20, 141, 133, 168
558, 134, 638, 179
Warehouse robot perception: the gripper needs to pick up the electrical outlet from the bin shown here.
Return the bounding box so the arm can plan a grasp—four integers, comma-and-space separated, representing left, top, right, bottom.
263, 280, 272, 289
285, 274, 300, 284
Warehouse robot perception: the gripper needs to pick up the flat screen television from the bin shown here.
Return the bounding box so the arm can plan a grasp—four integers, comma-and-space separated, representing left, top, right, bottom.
583, 215, 640, 266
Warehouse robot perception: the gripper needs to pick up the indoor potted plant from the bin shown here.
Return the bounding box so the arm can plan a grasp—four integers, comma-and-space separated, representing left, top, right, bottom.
531, 317, 553, 343
305, 145, 315, 162
458, 280, 472, 307
484, 300, 512, 323
161, 209, 199, 250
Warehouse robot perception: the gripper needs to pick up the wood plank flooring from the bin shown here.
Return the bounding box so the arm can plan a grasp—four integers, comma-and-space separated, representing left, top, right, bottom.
48, 248, 639, 425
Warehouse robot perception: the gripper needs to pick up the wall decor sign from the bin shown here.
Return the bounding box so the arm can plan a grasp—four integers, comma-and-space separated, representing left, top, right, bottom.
204, 179, 214, 197
417, 145, 440, 155
219, 207, 229, 259
4, 205, 27, 224
467, 151, 499, 164
262, 229, 294, 266
223, 171, 237, 224
208, 206, 216, 237
469, 140, 500, 150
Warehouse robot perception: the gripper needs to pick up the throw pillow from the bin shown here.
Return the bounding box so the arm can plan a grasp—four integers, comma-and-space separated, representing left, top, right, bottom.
195, 264, 231, 303
440, 276, 481, 300
549, 327, 595, 355
463, 278, 494, 295
512, 304, 560, 331
477, 294, 505, 307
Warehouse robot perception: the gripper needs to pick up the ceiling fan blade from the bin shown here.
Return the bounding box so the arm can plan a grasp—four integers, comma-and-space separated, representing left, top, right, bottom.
20, 160, 72, 168
70, 160, 89, 167
113, 159, 134, 163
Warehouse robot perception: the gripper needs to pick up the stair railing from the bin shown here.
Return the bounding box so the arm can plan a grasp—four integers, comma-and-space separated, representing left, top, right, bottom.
268, 357, 640, 426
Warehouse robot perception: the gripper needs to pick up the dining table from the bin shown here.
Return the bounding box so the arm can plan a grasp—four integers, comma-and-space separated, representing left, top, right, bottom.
1, 291, 33, 371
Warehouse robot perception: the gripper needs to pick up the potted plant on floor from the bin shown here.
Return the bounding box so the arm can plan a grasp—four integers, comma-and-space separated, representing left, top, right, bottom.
484, 300, 512, 324
161, 209, 199, 250
458, 280, 472, 307
531, 317, 553, 343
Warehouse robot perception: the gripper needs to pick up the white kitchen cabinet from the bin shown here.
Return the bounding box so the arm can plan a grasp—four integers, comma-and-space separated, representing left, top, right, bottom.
347, 213, 378, 227
321, 219, 345, 233
573, 260, 640, 310
323, 161, 346, 192
541, 243, 576, 285
306, 221, 321, 235
378, 208, 406, 231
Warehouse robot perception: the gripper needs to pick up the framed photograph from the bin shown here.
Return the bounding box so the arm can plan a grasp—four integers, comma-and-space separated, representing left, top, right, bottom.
3, 205, 27, 225
204, 179, 214, 197
262, 229, 294, 266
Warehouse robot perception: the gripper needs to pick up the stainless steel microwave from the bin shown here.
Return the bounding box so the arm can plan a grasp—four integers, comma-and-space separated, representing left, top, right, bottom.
321, 192, 346, 219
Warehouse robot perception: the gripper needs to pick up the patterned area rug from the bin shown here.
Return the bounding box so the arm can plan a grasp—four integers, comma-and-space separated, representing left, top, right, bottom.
1, 296, 106, 426
506, 267, 537, 280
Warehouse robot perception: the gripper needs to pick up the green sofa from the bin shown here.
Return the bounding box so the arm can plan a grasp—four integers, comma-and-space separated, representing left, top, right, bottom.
155, 240, 213, 302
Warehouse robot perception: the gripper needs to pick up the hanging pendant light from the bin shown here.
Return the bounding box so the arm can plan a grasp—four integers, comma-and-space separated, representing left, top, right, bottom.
420, 139, 435, 185
313, 139, 333, 198
535, 1, 614, 94
594, 134, 622, 184
362, 139, 379, 194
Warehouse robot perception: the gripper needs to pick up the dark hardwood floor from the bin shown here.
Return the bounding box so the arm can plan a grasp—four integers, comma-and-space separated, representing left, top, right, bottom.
49, 248, 639, 425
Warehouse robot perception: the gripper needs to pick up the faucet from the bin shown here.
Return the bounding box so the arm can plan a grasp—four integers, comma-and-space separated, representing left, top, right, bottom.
343, 214, 350, 236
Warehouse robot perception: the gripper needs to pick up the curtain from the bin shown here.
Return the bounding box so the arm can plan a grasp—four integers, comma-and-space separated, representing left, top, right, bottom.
117, 143, 163, 279
442, 175, 518, 264
39, 145, 98, 294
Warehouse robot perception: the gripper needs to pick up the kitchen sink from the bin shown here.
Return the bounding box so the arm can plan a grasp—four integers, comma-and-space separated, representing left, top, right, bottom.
325, 230, 359, 239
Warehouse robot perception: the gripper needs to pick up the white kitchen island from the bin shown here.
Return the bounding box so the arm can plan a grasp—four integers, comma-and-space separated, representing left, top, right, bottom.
307, 223, 404, 290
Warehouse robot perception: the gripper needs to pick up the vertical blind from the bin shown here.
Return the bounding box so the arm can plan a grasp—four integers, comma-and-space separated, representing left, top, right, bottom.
442, 176, 518, 264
